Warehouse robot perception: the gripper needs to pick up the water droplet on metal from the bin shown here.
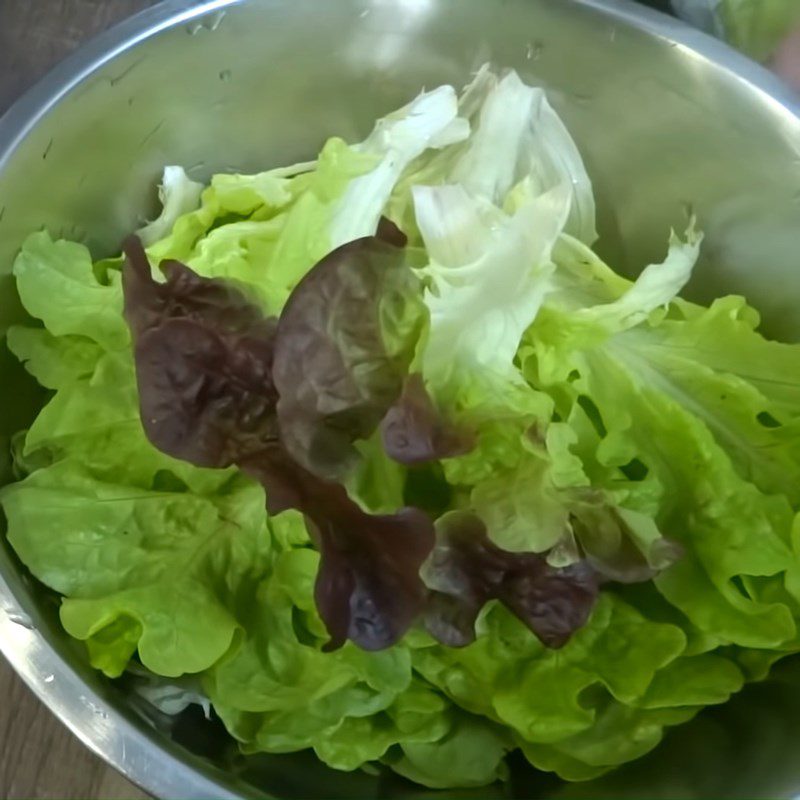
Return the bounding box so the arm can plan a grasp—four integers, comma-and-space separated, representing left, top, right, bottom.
80, 695, 109, 719
526, 41, 543, 61
572, 92, 593, 106
207, 10, 226, 31
7, 611, 34, 630
219, 69, 232, 83
359, 8, 370, 17
187, 10, 226, 35
44, 674, 55, 684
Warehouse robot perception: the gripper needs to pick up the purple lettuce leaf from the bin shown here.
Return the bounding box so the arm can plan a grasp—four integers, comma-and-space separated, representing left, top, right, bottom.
423, 511, 599, 648
122, 236, 279, 468
122, 228, 600, 655
240, 442, 435, 651
272, 220, 426, 480
381, 373, 475, 466
122, 232, 435, 652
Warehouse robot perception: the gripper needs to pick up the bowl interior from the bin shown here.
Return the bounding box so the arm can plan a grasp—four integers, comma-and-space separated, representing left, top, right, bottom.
2, 0, 800, 797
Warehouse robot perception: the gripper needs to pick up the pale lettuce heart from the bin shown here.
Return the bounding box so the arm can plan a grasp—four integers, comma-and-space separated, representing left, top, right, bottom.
414, 181, 571, 389
137, 166, 204, 247
329, 84, 468, 249
576, 223, 704, 332
451, 69, 596, 244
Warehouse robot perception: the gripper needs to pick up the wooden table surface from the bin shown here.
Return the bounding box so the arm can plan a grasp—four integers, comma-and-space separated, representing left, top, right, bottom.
0, 7, 156, 798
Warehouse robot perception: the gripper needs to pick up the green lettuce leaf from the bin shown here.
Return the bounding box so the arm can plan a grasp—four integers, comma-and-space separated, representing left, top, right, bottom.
521, 237, 799, 649
1, 462, 271, 677
9, 233, 231, 491
412, 593, 744, 777
672, 0, 800, 60
6, 327, 102, 390
13, 232, 127, 350
387, 715, 510, 788
204, 545, 454, 772
262, 86, 464, 303
721, 0, 800, 60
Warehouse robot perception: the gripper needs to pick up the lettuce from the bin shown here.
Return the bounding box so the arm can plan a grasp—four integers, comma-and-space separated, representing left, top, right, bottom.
12, 232, 127, 350
519, 233, 799, 649
3, 65, 800, 791
137, 166, 204, 247
273, 221, 426, 479
673, 0, 800, 60
723, 0, 800, 58
414, 182, 570, 393
120, 233, 436, 653
2, 463, 269, 678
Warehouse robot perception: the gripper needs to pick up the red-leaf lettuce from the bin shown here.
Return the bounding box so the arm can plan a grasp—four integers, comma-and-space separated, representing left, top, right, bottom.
423, 511, 599, 648
273, 220, 426, 480
122, 232, 434, 651
381, 373, 476, 466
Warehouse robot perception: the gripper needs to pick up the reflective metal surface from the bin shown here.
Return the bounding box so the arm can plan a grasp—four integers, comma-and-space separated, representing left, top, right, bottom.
1, 1, 800, 797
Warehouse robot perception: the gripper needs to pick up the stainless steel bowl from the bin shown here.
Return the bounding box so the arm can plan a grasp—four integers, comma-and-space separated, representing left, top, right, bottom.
3, 1, 800, 797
